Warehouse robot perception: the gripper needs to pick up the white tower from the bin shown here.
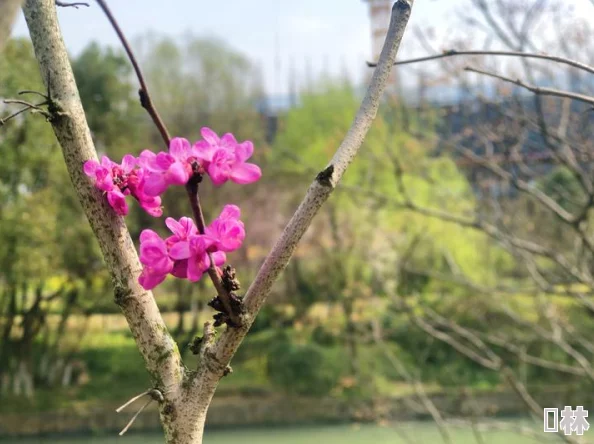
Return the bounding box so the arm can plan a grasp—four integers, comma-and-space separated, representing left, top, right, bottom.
364, 0, 395, 62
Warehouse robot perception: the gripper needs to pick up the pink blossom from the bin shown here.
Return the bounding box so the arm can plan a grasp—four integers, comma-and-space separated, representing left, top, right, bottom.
164, 217, 199, 279
135, 169, 164, 217
169, 235, 226, 282
140, 138, 200, 196
194, 127, 261, 186
205, 205, 245, 252
138, 229, 173, 290
84, 155, 162, 217
166, 206, 245, 283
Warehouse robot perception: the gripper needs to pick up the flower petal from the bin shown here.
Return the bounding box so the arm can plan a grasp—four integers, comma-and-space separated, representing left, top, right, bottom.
166, 161, 190, 185
165, 217, 184, 237
107, 190, 128, 215
139, 267, 167, 290
140, 229, 161, 243
230, 162, 261, 184
169, 241, 191, 260
235, 141, 254, 162
200, 127, 220, 144
171, 259, 188, 278
219, 204, 241, 220
212, 251, 227, 267
83, 159, 99, 177
121, 154, 137, 173
169, 137, 191, 160
143, 173, 168, 196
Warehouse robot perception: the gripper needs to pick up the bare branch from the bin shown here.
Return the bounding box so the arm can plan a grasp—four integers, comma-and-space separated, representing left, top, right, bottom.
366, 49, 594, 76
0, 99, 49, 126
22, 0, 182, 430
94, 0, 170, 147
465, 66, 594, 107
208, 0, 415, 396
55, 1, 89, 7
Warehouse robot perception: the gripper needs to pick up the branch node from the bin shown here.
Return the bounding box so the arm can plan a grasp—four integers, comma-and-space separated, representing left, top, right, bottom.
316, 164, 335, 187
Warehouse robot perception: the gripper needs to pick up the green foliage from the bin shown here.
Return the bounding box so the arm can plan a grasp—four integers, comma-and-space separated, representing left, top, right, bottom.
72, 43, 144, 152
267, 334, 344, 396
538, 166, 586, 213
272, 81, 507, 303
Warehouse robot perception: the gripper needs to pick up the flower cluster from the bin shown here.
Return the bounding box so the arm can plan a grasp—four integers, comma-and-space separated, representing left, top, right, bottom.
83, 154, 162, 217
138, 206, 245, 290
139, 128, 261, 196
84, 127, 259, 291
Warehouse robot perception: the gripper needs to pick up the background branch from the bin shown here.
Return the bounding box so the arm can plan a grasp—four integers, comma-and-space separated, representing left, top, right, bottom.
95, 0, 170, 147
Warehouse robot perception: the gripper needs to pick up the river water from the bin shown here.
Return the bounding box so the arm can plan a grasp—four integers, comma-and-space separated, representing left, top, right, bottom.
9, 422, 558, 443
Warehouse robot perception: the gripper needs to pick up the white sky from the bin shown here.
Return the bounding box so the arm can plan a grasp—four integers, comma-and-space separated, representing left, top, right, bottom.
12, 0, 457, 95
11, 1, 593, 96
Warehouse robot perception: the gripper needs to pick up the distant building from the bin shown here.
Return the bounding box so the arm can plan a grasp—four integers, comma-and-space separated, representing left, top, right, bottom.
363, 0, 397, 91
363, 0, 393, 61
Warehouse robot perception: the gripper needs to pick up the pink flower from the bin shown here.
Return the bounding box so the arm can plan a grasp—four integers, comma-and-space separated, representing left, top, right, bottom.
138, 229, 173, 290
170, 235, 226, 282
205, 205, 245, 252
84, 155, 162, 217
140, 138, 200, 196
135, 169, 164, 217
84, 155, 133, 215
166, 207, 244, 283
164, 217, 199, 278
194, 127, 261, 186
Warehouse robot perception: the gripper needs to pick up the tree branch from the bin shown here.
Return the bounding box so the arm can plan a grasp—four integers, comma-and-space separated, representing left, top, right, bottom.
103, 2, 414, 442
94, 0, 170, 147
55, 1, 89, 7
367, 49, 594, 76
210, 0, 414, 367
185, 181, 241, 327
465, 66, 594, 107
22, 0, 182, 430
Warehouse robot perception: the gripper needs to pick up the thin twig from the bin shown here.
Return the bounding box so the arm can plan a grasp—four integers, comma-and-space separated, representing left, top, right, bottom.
366, 49, 594, 75
115, 389, 150, 413
0, 99, 49, 126
55, 1, 89, 7
118, 398, 152, 436
465, 66, 594, 107
94, 0, 170, 147
185, 182, 241, 327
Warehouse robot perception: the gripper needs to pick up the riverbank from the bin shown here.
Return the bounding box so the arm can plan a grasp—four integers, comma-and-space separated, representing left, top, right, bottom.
1, 387, 586, 438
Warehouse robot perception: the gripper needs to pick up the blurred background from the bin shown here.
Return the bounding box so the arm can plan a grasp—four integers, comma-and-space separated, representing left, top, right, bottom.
2, 0, 594, 442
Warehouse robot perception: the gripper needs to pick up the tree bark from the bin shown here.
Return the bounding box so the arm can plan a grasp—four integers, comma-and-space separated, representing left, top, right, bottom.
22, 0, 183, 439
22, 0, 414, 442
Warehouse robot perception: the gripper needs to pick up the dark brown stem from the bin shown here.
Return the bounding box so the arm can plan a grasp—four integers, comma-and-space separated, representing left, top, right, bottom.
185, 181, 241, 327
464, 66, 594, 107
94, 0, 171, 148
366, 49, 594, 76
55, 1, 89, 7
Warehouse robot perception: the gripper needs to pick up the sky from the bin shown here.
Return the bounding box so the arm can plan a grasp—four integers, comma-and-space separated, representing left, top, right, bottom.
11, 0, 457, 96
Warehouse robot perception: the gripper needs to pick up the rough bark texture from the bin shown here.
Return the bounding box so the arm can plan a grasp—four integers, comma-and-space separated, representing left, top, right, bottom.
22, 0, 414, 443
22, 0, 183, 440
